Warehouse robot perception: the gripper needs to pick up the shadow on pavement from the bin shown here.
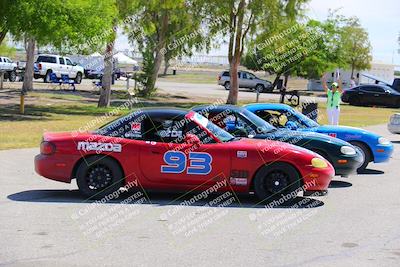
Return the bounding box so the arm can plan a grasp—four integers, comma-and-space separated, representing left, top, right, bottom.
329, 180, 352, 188
7, 189, 324, 209
358, 169, 385, 175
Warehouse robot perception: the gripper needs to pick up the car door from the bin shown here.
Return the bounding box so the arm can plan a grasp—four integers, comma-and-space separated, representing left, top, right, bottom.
358, 86, 374, 105
65, 58, 75, 78
368, 86, 388, 106
58, 57, 67, 77
238, 71, 246, 88
138, 113, 230, 185
240, 72, 253, 88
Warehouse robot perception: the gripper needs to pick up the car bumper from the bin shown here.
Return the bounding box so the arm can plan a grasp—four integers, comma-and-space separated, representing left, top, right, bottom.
332, 153, 364, 176
372, 143, 394, 163
302, 165, 335, 192
388, 123, 400, 134
34, 154, 76, 183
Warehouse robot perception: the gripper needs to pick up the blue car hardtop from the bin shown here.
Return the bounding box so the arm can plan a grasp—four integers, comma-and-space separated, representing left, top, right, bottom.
244, 103, 394, 172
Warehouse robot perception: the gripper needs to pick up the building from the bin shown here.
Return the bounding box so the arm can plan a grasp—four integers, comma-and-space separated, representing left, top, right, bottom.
307, 61, 397, 91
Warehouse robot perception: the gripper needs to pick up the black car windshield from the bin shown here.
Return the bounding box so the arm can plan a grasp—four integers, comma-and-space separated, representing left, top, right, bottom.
241, 109, 276, 133
192, 112, 235, 142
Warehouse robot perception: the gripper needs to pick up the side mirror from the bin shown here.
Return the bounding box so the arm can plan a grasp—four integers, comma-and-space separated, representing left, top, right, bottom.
184, 134, 201, 145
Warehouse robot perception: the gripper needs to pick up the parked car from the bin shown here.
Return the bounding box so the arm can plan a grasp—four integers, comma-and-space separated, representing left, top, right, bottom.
245, 103, 394, 172
85, 67, 123, 80
34, 54, 84, 84
0, 56, 17, 82
341, 84, 400, 108
193, 105, 363, 177
217, 70, 273, 92
34, 108, 334, 200
388, 113, 400, 134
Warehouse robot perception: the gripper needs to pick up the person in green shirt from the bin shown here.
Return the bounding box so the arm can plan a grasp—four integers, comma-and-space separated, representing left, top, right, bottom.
322, 74, 343, 125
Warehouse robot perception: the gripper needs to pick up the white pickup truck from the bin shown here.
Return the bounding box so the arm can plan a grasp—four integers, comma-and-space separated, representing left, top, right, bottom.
34, 54, 84, 83
0, 56, 17, 82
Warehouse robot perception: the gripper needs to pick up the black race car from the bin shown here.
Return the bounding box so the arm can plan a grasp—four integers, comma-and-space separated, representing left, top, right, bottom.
193, 105, 364, 177
341, 84, 400, 108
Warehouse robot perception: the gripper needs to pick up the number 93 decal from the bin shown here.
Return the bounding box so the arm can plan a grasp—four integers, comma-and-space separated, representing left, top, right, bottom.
161, 151, 212, 175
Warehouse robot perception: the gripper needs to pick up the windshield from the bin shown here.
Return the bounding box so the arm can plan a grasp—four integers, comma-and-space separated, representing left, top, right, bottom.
241, 109, 276, 133
192, 112, 235, 142
291, 108, 320, 127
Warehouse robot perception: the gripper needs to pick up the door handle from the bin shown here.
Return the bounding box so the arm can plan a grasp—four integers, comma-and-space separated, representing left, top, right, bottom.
374, 94, 379, 96
151, 150, 161, 154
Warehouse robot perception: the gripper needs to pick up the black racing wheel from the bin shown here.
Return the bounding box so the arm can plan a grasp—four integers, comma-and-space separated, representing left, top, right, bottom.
76, 155, 124, 199
253, 162, 301, 203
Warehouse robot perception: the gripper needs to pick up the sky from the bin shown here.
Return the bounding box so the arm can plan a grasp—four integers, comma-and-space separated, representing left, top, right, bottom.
115, 0, 400, 66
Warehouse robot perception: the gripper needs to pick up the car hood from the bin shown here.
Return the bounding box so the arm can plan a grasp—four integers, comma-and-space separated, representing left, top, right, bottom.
233, 137, 320, 157
258, 129, 351, 147
313, 125, 377, 138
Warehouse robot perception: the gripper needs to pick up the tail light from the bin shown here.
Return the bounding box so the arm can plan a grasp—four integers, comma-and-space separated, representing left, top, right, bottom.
40, 141, 56, 155
217, 75, 221, 80
38, 63, 42, 70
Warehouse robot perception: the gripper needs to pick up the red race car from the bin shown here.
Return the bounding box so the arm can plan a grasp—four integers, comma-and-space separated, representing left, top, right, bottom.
35, 109, 334, 201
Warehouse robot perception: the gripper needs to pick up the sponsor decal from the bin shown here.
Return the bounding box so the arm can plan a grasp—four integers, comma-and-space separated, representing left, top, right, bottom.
77, 142, 122, 153
145, 141, 157, 145
131, 122, 141, 131
230, 170, 249, 185
236, 151, 248, 158
328, 133, 337, 138
345, 134, 362, 139
230, 178, 248, 186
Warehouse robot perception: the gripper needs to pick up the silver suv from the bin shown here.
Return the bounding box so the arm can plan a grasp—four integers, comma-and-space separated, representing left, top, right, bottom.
217, 71, 273, 92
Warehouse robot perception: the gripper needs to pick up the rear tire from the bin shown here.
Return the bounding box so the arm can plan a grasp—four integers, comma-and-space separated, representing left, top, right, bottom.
349, 141, 371, 173
8, 71, 17, 82
75, 72, 82, 84
224, 82, 230, 90
253, 162, 301, 203
44, 70, 52, 83
76, 156, 124, 199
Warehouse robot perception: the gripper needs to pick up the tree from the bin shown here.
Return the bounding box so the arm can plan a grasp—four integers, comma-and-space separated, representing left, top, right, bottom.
0, 37, 16, 57
124, 0, 208, 97
340, 17, 372, 76
2, 0, 115, 114
205, 0, 308, 104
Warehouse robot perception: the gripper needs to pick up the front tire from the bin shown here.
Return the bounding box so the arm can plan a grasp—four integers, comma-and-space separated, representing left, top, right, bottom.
255, 84, 264, 93
349, 141, 371, 173
76, 156, 124, 199
224, 82, 230, 90
253, 162, 301, 203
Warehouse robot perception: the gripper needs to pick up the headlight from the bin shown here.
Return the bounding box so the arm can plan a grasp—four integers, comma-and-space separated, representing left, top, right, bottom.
311, 158, 328, 168
340, 146, 356, 155
378, 137, 390, 145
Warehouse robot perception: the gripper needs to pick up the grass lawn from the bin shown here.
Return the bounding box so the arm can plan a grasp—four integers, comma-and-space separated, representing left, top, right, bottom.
0, 90, 397, 150
158, 72, 218, 84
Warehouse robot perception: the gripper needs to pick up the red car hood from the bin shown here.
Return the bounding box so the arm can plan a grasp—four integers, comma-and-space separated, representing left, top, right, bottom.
232, 137, 318, 156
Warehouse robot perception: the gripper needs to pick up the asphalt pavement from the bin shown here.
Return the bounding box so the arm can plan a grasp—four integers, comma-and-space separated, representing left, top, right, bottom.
0, 124, 399, 267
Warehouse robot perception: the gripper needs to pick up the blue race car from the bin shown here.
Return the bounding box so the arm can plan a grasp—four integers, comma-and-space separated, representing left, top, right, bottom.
193, 105, 363, 177
244, 103, 394, 172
